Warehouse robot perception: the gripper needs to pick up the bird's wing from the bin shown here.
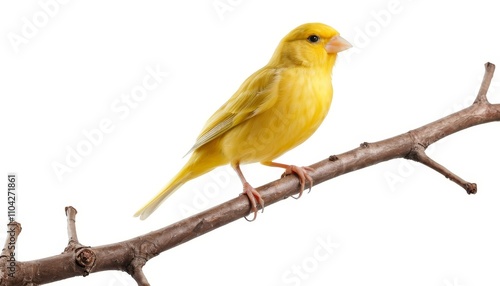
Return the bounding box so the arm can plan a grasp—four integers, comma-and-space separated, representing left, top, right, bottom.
187, 67, 280, 154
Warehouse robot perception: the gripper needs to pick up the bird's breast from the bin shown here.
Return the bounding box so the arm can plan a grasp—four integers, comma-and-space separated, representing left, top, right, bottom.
221, 68, 333, 163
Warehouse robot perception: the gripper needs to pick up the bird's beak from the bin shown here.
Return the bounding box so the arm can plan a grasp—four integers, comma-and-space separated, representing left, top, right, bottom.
325, 35, 352, 54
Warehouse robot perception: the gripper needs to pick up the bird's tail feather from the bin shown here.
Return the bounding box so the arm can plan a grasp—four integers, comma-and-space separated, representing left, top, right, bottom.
134, 147, 227, 220
134, 170, 187, 220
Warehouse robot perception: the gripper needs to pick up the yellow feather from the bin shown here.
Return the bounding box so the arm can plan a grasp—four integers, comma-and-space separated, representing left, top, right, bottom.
134, 23, 351, 219
134, 140, 227, 220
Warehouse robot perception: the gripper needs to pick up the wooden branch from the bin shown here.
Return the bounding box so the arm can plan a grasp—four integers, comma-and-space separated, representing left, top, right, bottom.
406, 144, 477, 194
64, 206, 84, 252
0, 222, 21, 285
475, 62, 495, 104
1, 62, 499, 285
0, 222, 21, 259
129, 258, 150, 286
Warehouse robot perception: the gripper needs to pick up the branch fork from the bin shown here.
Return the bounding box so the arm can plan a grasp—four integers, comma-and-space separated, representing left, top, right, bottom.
401, 63, 495, 195
62, 206, 95, 277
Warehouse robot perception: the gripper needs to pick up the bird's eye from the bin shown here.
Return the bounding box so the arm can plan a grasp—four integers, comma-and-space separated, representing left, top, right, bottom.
307, 35, 320, 43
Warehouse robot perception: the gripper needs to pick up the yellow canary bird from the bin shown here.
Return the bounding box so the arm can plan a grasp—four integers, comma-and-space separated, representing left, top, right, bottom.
135, 22, 351, 220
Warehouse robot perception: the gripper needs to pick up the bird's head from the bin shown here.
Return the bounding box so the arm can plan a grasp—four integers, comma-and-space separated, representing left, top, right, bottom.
269, 23, 351, 69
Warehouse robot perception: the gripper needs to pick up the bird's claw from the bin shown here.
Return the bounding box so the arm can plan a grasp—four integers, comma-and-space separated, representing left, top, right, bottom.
241, 182, 264, 222
281, 165, 314, 199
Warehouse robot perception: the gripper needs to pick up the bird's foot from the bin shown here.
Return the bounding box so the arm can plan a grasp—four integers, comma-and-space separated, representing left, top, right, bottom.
241, 182, 264, 222
281, 165, 314, 199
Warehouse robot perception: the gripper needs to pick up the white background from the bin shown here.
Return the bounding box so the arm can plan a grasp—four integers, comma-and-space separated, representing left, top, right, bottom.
2, 1, 500, 285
